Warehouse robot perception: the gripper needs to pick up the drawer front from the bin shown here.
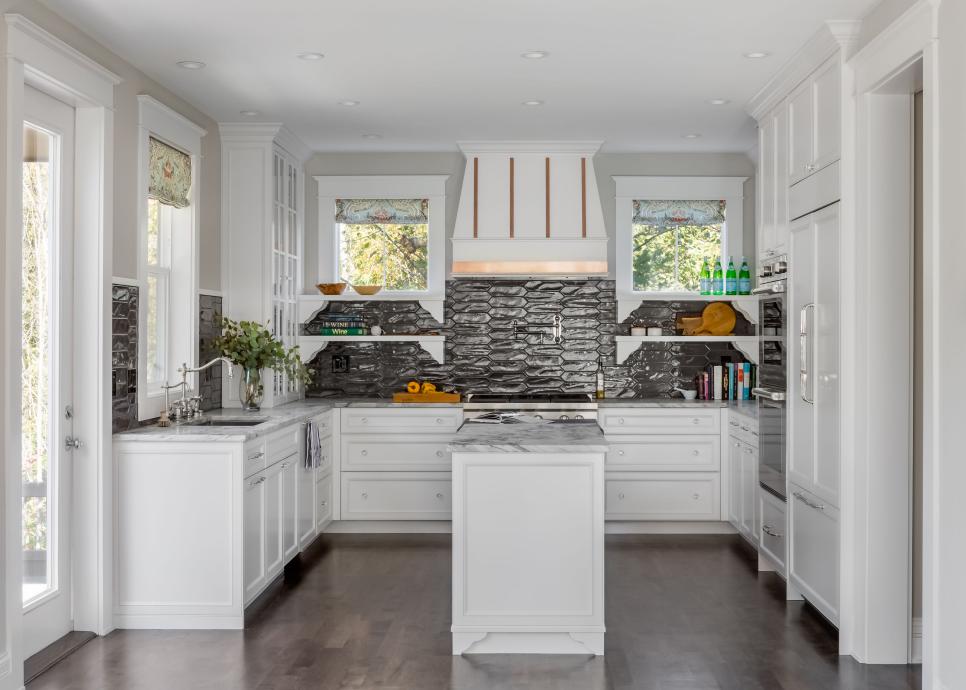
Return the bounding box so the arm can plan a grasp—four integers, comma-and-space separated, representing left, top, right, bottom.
599, 408, 721, 435
728, 415, 759, 446
268, 425, 300, 465
759, 489, 787, 574
318, 434, 333, 474
312, 410, 333, 437
342, 436, 451, 471
606, 436, 720, 472
789, 484, 840, 624
605, 473, 720, 520
243, 440, 267, 478
317, 473, 333, 526
342, 408, 462, 434
341, 472, 452, 520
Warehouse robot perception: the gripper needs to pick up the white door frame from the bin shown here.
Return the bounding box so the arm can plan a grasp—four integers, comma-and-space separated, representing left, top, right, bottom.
2, 14, 119, 690
839, 0, 937, 676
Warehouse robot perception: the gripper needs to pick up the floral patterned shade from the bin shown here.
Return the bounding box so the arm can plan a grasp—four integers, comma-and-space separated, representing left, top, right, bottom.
335, 198, 428, 224
632, 200, 725, 227
149, 137, 191, 208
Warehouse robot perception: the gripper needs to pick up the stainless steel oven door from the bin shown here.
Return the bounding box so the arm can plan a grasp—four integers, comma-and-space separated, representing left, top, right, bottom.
757, 288, 786, 391
756, 393, 786, 500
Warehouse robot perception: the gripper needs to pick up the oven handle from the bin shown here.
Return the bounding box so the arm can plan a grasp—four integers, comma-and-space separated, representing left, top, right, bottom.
752, 388, 785, 402
752, 283, 785, 295
800, 303, 815, 404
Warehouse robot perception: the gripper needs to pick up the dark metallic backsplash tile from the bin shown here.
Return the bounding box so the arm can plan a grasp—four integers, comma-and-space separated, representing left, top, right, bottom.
306, 280, 751, 399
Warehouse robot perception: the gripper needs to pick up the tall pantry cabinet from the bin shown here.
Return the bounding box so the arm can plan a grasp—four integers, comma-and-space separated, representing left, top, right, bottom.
750, 25, 853, 628
220, 124, 311, 408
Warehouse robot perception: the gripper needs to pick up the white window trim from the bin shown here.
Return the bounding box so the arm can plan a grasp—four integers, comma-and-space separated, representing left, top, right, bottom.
613, 176, 747, 304
136, 95, 205, 420
315, 175, 448, 302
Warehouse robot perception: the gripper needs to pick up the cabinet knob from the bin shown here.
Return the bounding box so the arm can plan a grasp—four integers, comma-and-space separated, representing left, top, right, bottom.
805, 163, 817, 172
617, 418, 625, 425
361, 418, 368, 424
281, 462, 289, 469
436, 418, 444, 424
361, 492, 368, 499
692, 418, 700, 425
617, 449, 625, 456
436, 492, 444, 500
436, 450, 444, 457
618, 492, 625, 500
692, 493, 700, 500
361, 449, 368, 456
692, 449, 700, 456
321, 500, 328, 507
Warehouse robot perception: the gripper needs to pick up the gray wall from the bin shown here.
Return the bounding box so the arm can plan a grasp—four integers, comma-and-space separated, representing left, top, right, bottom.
0, 0, 223, 291
303, 150, 756, 287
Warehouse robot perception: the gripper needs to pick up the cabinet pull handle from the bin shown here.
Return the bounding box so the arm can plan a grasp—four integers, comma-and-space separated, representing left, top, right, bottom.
280, 462, 289, 469
249, 451, 264, 460
800, 303, 815, 404
805, 163, 817, 172
762, 524, 783, 538
792, 491, 825, 511
321, 500, 328, 507
692, 418, 700, 425
361, 418, 369, 424
249, 476, 265, 487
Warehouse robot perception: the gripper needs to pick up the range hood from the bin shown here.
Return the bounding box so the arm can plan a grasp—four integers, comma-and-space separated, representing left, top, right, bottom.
451, 141, 608, 277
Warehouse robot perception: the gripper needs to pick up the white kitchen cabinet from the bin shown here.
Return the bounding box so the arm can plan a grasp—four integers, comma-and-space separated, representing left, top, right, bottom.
788, 204, 840, 507
341, 435, 452, 471
341, 407, 462, 434
281, 456, 299, 563
316, 472, 334, 529
297, 456, 317, 550
599, 408, 721, 435
606, 473, 720, 521
297, 412, 335, 548
340, 472, 453, 520
739, 442, 758, 545
757, 104, 789, 261
243, 469, 268, 604
726, 412, 760, 546
220, 124, 309, 408
787, 56, 841, 187
759, 488, 787, 576
606, 436, 720, 472
262, 460, 285, 586
789, 483, 839, 625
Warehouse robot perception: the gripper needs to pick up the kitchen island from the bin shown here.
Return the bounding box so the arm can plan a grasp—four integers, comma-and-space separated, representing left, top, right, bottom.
449, 420, 608, 655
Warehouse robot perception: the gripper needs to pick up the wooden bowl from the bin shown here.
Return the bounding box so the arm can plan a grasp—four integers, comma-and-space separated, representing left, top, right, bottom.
352, 285, 382, 296
317, 282, 347, 295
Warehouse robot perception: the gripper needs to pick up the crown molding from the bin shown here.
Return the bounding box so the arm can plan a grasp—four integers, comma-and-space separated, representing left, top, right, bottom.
746, 21, 861, 122
138, 95, 207, 137
457, 140, 604, 155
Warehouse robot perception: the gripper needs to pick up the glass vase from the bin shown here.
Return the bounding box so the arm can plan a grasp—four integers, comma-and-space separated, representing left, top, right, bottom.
239, 366, 264, 411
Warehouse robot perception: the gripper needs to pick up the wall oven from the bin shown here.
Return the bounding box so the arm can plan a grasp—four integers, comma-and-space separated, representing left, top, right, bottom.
753, 258, 787, 500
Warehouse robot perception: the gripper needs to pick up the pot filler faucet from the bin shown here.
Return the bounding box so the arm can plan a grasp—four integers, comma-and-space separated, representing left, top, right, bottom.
511, 314, 563, 344
158, 358, 235, 427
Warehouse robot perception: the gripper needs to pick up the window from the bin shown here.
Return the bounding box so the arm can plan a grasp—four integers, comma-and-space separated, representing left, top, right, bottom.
336, 199, 429, 291
137, 96, 204, 420
631, 200, 725, 292
316, 176, 447, 302
614, 176, 746, 309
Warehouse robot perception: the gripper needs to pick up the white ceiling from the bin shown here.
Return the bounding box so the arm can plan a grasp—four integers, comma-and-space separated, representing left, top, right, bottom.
42, 0, 879, 153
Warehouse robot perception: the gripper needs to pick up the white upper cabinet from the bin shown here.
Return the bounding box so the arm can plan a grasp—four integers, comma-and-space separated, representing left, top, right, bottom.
757, 104, 789, 260
787, 56, 841, 187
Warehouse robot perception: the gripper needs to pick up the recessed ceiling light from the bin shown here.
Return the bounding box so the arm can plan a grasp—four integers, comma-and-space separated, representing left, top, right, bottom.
338, 100, 360, 107
682, 133, 702, 139
297, 52, 325, 61
707, 98, 730, 106
361, 133, 382, 140
521, 50, 549, 59
522, 99, 544, 106
743, 51, 770, 59
176, 60, 206, 70
239, 110, 260, 117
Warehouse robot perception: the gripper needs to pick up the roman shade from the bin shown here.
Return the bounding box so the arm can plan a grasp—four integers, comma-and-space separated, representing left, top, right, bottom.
632, 200, 725, 227
335, 198, 428, 224
148, 137, 191, 208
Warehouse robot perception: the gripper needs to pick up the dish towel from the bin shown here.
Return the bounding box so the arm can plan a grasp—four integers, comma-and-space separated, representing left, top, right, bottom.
304, 421, 322, 469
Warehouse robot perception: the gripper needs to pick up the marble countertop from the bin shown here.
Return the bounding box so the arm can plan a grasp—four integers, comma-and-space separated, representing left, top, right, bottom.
448, 420, 608, 453
596, 398, 728, 408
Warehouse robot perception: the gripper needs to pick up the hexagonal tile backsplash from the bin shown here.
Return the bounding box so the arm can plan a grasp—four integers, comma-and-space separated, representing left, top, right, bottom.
305, 279, 752, 399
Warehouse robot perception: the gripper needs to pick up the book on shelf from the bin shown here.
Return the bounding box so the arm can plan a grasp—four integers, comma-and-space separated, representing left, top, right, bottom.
316, 321, 369, 329
695, 359, 756, 401
313, 327, 369, 336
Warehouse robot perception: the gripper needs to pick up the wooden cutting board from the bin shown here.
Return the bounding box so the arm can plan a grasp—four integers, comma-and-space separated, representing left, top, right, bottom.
392, 392, 461, 403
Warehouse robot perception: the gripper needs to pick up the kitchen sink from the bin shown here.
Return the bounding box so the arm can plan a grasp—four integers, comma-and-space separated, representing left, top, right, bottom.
186, 417, 268, 427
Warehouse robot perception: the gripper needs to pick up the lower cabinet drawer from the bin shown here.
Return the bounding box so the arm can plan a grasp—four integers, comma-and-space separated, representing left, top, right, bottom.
759, 488, 787, 575
341, 435, 451, 471
342, 408, 462, 434
605, 473, 720, 520
243, 440, 267, 478
317, 472, 333, 527
789, 484, 840, 625
341, 472, 452, 520
606, 436, 720, 471
600, 408, 721, 435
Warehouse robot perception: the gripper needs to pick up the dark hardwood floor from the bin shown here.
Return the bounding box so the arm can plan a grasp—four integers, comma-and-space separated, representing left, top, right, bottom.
29, 534, 921, 690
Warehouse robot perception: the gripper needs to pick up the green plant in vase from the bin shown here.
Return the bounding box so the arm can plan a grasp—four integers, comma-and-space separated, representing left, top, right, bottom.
212, 318, 312, 410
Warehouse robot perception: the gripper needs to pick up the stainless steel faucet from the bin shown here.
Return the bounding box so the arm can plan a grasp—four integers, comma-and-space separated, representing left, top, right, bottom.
158, 358, 235, 427
511, 314, 563, 344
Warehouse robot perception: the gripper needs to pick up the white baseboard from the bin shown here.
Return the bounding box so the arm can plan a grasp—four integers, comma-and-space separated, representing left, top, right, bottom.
325, 520, 738, 535
605, 521, 738, 534
114, 614, 244, 629
911, 616, 922, 664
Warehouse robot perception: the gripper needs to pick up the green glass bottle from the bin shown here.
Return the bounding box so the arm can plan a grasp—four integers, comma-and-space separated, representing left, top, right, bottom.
712, 258, 724, 295
725, 257, 738, 295
738, 257, 751, 295
699, 258, 711, 295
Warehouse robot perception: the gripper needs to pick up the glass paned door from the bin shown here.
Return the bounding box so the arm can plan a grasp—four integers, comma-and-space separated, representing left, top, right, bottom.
22, 86, 75, 657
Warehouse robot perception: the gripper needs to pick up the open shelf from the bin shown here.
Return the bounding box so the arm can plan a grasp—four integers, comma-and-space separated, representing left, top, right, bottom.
298, 293, 444, 324
614, 335, 759, 365
298, 334, 445, 363
617, 294, 759, 323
